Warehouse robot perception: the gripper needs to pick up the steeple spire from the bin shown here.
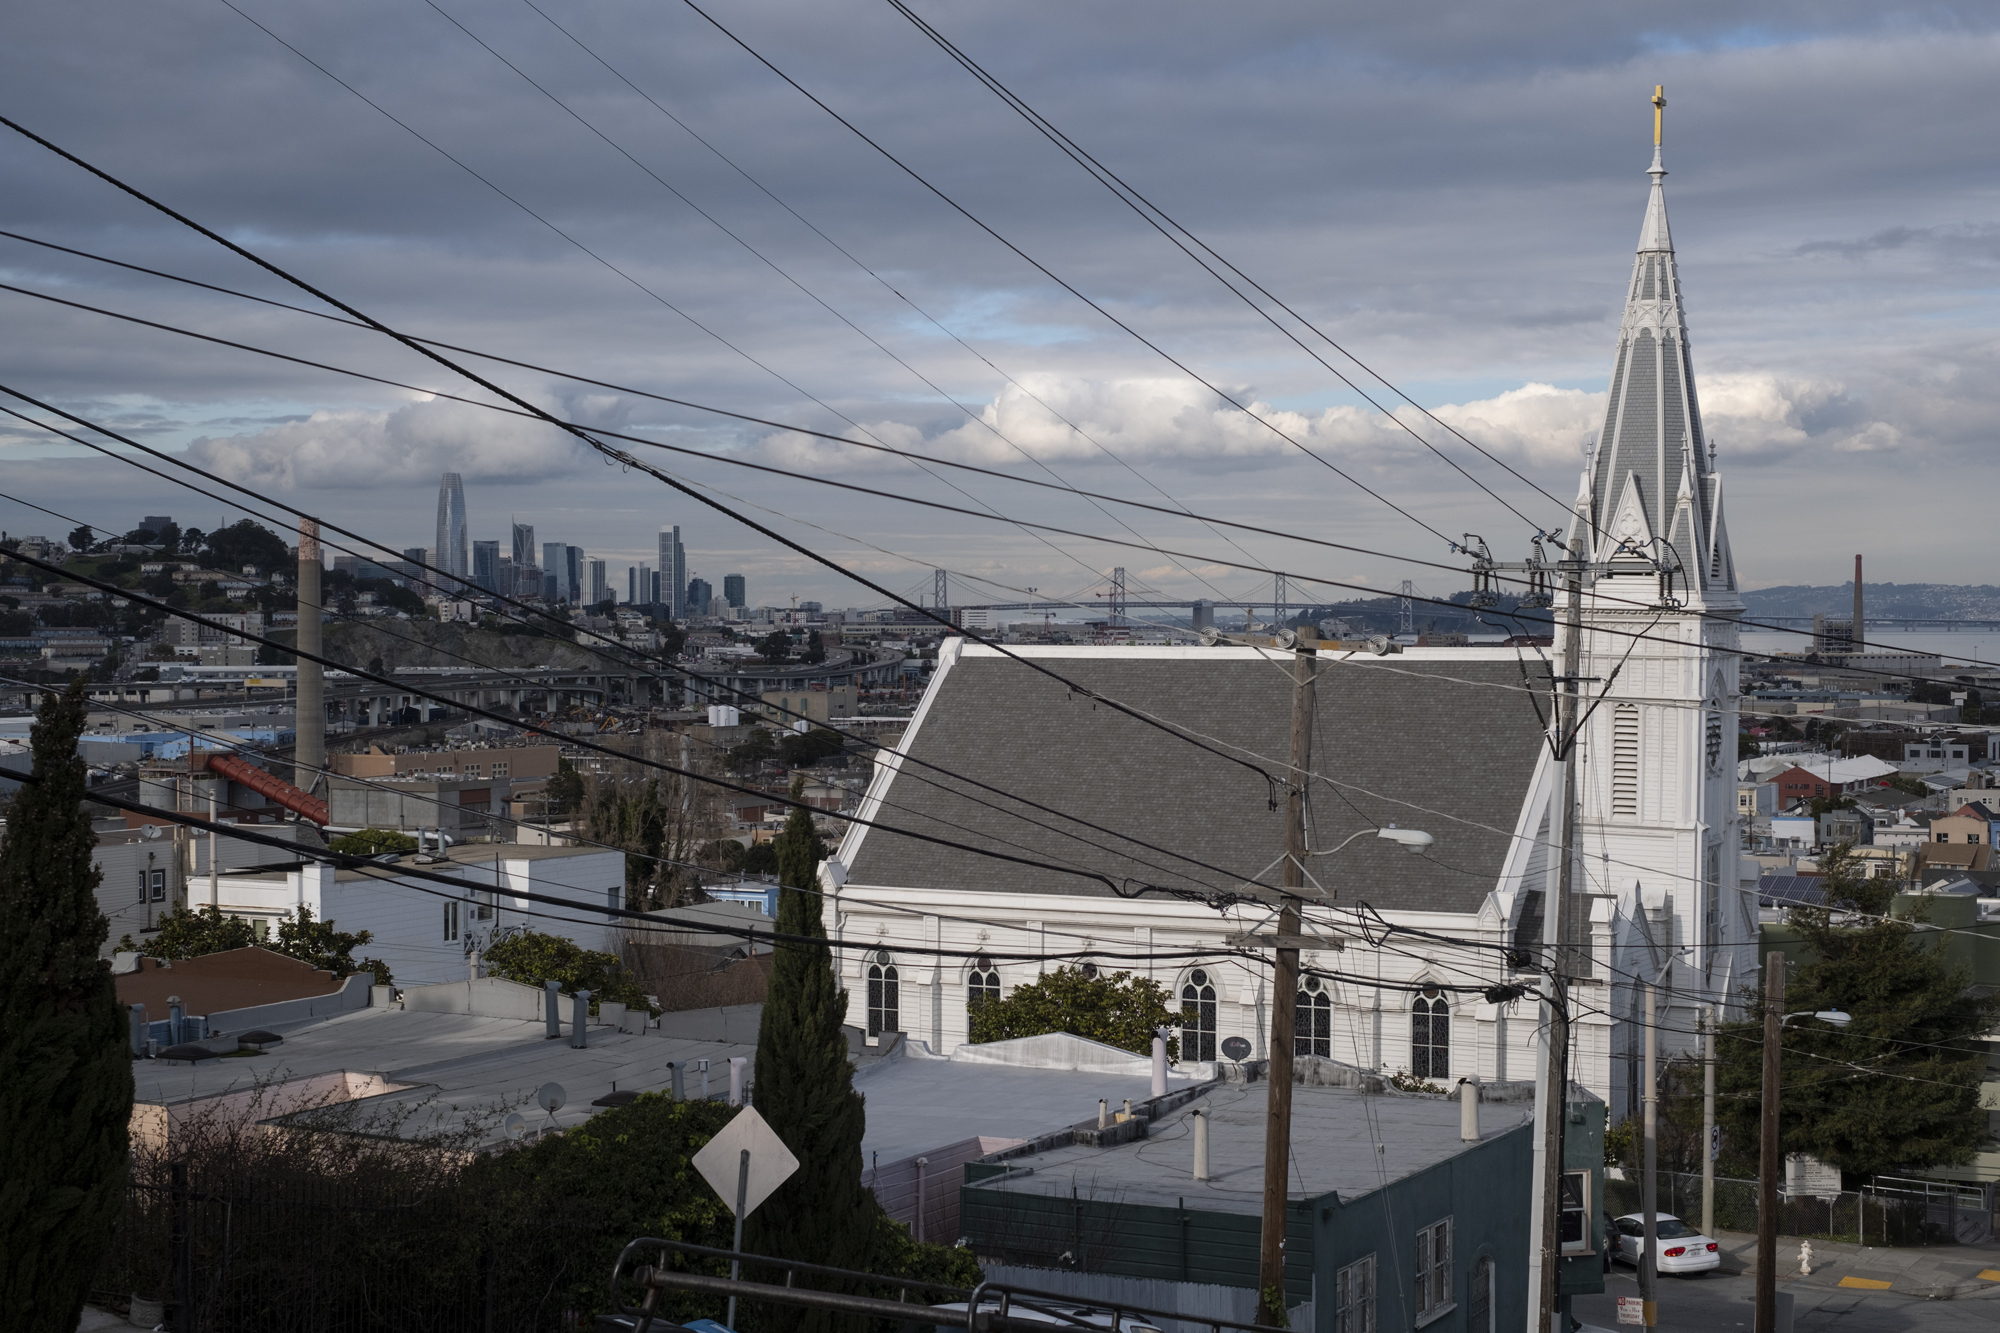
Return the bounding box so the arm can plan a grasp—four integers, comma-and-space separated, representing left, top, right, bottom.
1578, 85, 1735, 599
1638, 86, 1672, 253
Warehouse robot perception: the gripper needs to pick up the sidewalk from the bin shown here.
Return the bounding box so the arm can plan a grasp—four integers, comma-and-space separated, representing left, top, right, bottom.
1711, 1227, 2000, 1299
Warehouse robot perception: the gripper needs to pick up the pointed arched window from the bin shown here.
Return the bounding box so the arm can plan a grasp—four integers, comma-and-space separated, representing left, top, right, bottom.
867, 950, 900, 1035
1295, 975, 1331, 1058
1181, 969, 1216, 1062
1411, 987, 1449, 1079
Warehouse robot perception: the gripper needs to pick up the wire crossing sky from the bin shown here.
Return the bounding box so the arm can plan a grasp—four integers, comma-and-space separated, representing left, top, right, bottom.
3, 1, 1997, 599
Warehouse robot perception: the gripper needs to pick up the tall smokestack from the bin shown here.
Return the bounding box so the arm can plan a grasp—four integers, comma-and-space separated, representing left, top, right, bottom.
1853, 554, 1864, 653
295, 518, 325, 796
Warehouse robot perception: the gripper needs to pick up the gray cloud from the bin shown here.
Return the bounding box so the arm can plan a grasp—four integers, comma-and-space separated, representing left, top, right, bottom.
2, 1, 1998, 596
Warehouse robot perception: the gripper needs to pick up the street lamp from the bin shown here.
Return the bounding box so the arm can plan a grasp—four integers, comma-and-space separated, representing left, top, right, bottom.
1258, 820, 1431, 1326
1757, 948, 1852, 1333
1311, 825, 1435, 856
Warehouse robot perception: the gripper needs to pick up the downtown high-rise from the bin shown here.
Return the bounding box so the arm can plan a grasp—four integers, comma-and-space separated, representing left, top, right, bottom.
434, 473, 468, 581
659, 526, 686, 619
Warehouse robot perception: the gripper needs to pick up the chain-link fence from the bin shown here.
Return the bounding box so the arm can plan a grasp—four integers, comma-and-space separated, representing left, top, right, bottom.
1604, 1171, 1994, 1247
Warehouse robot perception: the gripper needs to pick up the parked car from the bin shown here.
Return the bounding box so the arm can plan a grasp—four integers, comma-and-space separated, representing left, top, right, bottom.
1609, 1213, 1722, 1275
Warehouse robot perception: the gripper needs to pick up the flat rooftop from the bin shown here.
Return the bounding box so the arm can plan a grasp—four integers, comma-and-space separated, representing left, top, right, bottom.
972, 1082, 1534, 1216
136, 1005, 760, 1146
856, 1052, 1163, 1165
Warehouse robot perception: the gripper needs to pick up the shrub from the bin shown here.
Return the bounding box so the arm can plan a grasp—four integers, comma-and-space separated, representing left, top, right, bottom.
328, 827, 418, 856
968, 965, 1179, 1061
483, 929, 652, 1015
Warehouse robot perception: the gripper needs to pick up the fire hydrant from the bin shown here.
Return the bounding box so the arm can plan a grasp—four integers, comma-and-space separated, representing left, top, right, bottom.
1800, 1240, 1815, 1276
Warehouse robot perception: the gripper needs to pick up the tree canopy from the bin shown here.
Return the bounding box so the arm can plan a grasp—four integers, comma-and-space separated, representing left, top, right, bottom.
746, 790, 878, 1329
968, 965, 1180, 1061
0, 681, 134, 1331
200, 518, 290, 574
481, 929, 652, 1014
1715, 845, 2000, 1179
275, 904, 391, 984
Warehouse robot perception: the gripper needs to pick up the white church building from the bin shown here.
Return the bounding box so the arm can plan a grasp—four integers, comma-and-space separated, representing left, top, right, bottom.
825, 138, 1749, 1126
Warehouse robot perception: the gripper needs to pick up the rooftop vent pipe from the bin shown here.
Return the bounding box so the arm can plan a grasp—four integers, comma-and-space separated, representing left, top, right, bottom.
544, 979, 561, 1040
1192, 1109, 1210, 1180
1458, 1078, 1479, 1141
570, 990, 591, 1049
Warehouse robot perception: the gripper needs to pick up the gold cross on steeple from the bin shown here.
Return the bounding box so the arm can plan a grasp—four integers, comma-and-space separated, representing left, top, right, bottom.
1653, 85, 1667, 147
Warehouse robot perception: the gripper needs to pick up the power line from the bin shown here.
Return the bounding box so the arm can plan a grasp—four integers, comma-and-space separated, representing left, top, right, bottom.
2, 265, 1965, 687
670, 0, 1454, 545
4, 543, 1207, 903
511, 0, 1280, 600
208, 0, 1248, 612
882, 0, 1564, 537
0, 427, 1290, 901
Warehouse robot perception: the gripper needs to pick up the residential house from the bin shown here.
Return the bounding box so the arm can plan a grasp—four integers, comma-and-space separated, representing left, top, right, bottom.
1816, 806, 1874, 846
198, 843, 627, 986
1737, 782, 1777, 818
1931, 805, 1999, 851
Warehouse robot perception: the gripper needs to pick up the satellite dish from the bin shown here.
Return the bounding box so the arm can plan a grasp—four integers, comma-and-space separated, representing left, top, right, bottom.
1220, 1036, 1253, 1061
535, 1082, 566, 1113
504, 1112, 528, 1141
141, 824, 164, 841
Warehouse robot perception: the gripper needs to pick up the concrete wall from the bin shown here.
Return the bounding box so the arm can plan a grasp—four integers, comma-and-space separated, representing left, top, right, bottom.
206, 972, 373, 1033
400, 975, 547, 1020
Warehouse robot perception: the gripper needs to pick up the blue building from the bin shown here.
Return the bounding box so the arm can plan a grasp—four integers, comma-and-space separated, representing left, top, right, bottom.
958, 1073, 1606, 1331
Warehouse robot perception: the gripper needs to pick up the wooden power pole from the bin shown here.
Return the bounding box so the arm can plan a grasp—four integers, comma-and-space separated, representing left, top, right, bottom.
1256, 640, 1316, 1325
1531, 533, 1586, 1333
1756, 953, 1785, 1333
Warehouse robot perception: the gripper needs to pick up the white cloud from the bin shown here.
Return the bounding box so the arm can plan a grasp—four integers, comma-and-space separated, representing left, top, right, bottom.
752, 376, 1621, 474
184, 399, 588, 491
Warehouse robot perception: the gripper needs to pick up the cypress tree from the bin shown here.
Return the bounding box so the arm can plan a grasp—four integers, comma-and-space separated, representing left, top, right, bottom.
0, 681, 135, 1331
745, 785, 876, 1329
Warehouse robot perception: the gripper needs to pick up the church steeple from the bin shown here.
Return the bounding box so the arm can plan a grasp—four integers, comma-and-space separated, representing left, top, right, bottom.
1579, 86, 1735, 598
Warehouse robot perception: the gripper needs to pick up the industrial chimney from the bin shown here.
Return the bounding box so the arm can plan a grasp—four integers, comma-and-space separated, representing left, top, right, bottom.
295, 517, 325, 803
1853, 554, 1864, 654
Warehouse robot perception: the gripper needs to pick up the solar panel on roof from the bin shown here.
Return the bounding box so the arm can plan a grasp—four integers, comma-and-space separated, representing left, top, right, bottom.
1757, 877, 1826, 907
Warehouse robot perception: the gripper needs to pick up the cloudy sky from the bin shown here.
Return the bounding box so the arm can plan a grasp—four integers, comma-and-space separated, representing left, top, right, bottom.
3, 1, 1996, 613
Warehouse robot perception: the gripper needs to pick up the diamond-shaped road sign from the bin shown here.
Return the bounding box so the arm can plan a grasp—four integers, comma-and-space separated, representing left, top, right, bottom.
691, 1106, 800, 1218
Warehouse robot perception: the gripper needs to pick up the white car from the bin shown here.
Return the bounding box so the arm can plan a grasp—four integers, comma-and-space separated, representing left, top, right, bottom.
1610, 1213, 1722, 1275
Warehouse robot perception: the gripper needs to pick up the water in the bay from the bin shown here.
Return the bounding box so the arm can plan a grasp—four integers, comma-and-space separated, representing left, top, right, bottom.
1740, 629, 2000, 669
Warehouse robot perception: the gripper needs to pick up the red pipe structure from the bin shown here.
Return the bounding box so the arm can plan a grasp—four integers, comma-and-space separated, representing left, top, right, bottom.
202, 752, 330, 826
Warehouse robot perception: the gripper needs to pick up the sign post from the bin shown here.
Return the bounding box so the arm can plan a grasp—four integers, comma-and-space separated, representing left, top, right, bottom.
692, 1106, 800, 1332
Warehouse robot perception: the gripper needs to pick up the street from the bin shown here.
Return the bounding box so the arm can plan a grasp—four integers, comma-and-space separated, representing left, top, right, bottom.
1576, 1260, 2000, 1331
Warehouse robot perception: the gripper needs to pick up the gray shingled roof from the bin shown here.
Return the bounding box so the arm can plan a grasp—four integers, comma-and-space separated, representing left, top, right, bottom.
842, 647, 1550, 914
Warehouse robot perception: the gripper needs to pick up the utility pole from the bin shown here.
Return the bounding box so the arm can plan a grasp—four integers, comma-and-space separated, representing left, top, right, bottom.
1641, 981, 1659, 1327
1756, 953, 1785, 1333
1257, 640, 1315, 1326
1529, 533, 1586, 1333
1702, 1004, 1717, 1237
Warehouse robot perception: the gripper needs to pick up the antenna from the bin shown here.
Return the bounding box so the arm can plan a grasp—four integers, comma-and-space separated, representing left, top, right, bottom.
536, 1081, 566, 1135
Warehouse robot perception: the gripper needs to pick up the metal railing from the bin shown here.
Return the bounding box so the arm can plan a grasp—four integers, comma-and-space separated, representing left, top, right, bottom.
609, 1237, 1269, 1333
